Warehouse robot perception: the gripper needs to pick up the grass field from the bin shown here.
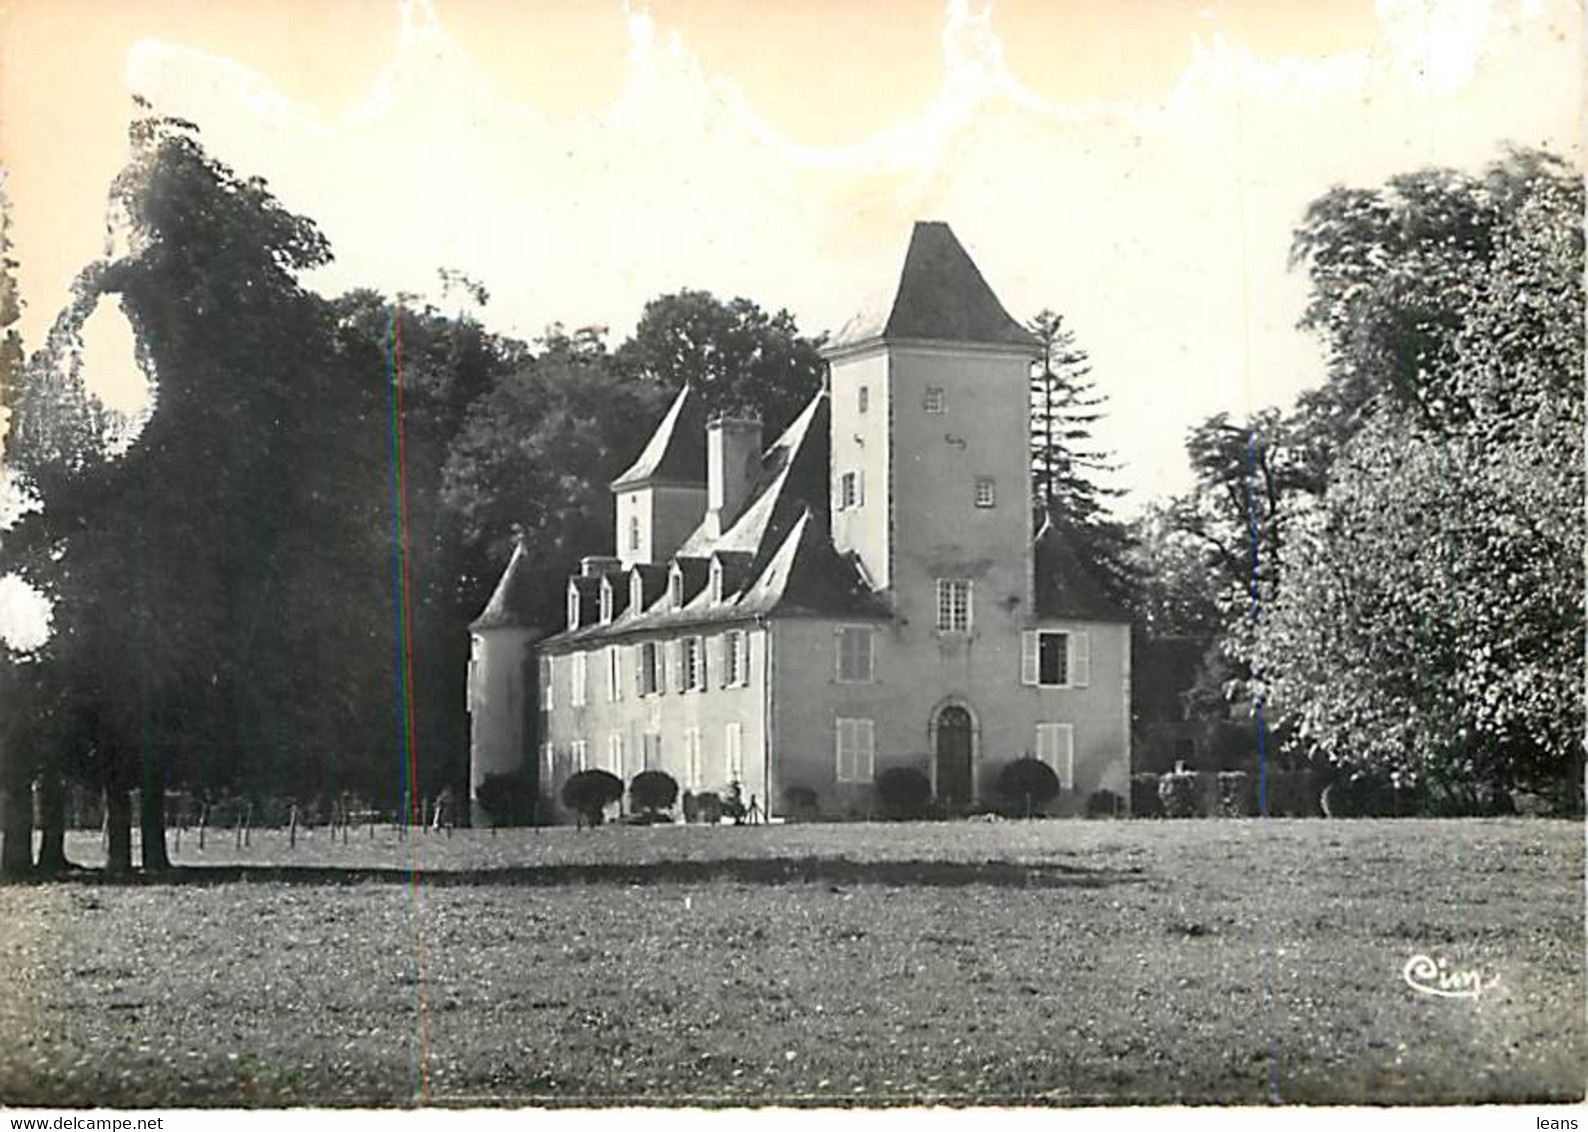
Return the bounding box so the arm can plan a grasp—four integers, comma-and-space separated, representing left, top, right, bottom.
0, 818, 1580, 1108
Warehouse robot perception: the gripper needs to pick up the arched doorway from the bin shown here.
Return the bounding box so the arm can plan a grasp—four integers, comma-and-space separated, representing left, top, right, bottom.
935, 705, 974, 805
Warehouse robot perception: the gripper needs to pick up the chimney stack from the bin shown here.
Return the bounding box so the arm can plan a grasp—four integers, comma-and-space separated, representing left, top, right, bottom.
705, 416, 762, 539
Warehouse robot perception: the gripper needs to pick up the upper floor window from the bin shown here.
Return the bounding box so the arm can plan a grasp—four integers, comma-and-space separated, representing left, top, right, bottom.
935, 578, 972, 634
607, 646, 624, 701
566, 586, 580, 631
570, 651, 587, 707
670, 571, 684, 610
974, 477, 996, 508
722, 629, 748, 687
839, 470, 862, 510
923, 386, 945, 413
681, 635, 706, 692
858, 385, 870, 413
599, 581, 614, 623
628, 515, 641, 552
836, 626, 875, 683
638, 641, 662, 695
1021, 630, 1091, 688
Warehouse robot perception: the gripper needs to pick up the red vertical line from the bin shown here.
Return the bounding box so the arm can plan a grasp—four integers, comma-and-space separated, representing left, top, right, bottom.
392, 307, 431, 1103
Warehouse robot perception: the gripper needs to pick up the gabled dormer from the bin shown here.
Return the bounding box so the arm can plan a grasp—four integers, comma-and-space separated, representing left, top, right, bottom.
566, 576, 600, 631
611, 385, 708, 568
668, 556, 711, 610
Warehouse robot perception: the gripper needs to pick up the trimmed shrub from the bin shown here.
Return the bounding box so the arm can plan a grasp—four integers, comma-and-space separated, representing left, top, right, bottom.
1215, 772, 1253, 817
1158, 771, 1198, 818
631, 770, 679, 814
475, 771, 538, 827
875, 767, 932, 819
1131, 774, 1163, 818
695, 792, 724, 824
784, 786, 819, 818
561, 770, 623, 827
998, 758, 1060, 816
681, 791, 699, 823
1086, 789, 1124, 818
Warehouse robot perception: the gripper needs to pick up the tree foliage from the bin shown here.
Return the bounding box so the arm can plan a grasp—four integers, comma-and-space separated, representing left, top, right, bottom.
561, 769, 623, 827
1257, 154, 1583, 803
615, 290, 824, 436
997, 757, 1060, 813
630, 769, 679, 814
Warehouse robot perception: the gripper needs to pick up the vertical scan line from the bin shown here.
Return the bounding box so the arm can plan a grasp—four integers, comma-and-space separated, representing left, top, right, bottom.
1233, 58, 1281, 1108
387, 306, 430, 1103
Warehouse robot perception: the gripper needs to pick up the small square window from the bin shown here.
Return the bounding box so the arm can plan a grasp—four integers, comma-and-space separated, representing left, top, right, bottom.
924, 387, 945, 413
839, 470, 860, 510
974, 477, 996, 508
858, 385, 869, 413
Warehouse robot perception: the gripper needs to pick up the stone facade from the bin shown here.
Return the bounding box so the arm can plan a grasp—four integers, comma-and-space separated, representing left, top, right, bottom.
468, 222, 1132, 823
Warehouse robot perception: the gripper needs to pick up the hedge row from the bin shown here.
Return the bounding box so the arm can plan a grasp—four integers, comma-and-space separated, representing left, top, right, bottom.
1130, 770, 1322, 818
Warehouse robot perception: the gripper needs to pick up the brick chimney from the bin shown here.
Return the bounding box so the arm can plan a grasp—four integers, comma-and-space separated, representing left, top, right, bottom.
705, 416, 762, 539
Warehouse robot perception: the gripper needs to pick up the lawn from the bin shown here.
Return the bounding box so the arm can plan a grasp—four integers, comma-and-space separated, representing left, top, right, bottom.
0, 818, 1580, 1107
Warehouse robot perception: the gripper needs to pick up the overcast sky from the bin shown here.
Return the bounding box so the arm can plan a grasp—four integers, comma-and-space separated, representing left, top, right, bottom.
0, 0, 1581, 645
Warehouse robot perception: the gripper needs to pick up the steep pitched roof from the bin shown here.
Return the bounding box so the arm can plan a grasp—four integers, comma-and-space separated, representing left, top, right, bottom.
1033, 517, 1131, 623
829, 222, 1039, 352
470, 539, 540, 631
739, 508, 891, 619
610, 384, 708, 490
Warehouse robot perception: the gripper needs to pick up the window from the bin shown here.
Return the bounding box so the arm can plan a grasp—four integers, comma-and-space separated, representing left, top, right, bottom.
924, 386, 945, 413
935, 578, 972, 634
1021, 630, 1090, 688
540, 659, 554, 710
607, 646, 623, 701
722, 629, 748, 687
638, 641, 661, 695
839, 470, 862, 510
836, 626, 874, 683
836, 718, 875, 783
682, 636, 706, 692
571, 739, 589, 772
670, 571, 684, 610
606, 731, 624, 774
630, 572, 645, 612
566, 586, 580, 630
725, 722, 744, 785
710, 560, 724, 603
541, 741, 555, 778
599, 582, 614, 624
684, 728, 701, 788
570, 652, 587, 706
1036, 723, 1075, 790
643, 731, 663, 769
628, 515, 640, 552
974, 477, 996, 508
858, 385, 869, 413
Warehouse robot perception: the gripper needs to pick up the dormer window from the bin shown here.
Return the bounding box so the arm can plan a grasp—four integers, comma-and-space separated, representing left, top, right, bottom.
630, 571, 645, 612
710, 560, 724, 604
599, 579, 614, 624
566, 583, 580, 631
670, 570, 684, 610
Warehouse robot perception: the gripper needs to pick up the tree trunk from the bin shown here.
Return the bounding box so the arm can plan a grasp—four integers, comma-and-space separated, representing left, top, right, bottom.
139, 758, 171, 873
104, 787, 133, 876
0, 784, 33, 876
35, 769, 70, 875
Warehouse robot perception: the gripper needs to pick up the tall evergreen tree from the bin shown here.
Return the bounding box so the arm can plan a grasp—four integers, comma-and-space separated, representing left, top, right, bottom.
1026, 309, 1133, 603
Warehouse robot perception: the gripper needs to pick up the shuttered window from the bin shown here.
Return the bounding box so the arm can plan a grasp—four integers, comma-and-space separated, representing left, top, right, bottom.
836, 718, 875, 783
725, 722, 744, 785
836, 627, 874, 683
1021, 630, 1090, 688
1036, 723, 1074, 790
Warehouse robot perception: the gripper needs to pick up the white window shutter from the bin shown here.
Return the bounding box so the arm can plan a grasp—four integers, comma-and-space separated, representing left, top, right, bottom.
857, 469, 865, 506
1060, 725, 1075, 790
1071, 631, 1091, 688
1021, 631, 1039, 686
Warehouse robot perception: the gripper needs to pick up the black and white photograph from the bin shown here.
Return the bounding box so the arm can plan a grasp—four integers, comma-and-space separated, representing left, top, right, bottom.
0, 0, 1581, 1121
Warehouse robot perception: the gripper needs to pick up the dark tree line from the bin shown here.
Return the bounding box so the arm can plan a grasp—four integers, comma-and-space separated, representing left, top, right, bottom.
0, 112, 831, 874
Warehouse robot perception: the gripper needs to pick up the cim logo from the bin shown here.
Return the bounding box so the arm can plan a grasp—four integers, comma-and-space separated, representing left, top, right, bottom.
1401, 953, 1499, 1001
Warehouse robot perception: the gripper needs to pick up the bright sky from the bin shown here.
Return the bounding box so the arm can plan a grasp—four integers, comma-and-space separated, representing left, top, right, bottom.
0, 0, 1581, 645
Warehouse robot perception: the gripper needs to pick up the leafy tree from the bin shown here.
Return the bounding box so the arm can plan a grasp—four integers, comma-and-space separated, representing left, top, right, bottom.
561, 769, 622, 827
1125, 504, 1223, 640
1257, 158, 1583, 805
998, 757, 1060, 816
615, 290, 824, 436
630, 769, 679, 814
1027, 310, 1134, 603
